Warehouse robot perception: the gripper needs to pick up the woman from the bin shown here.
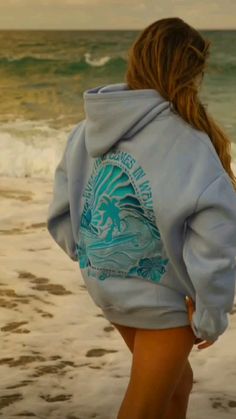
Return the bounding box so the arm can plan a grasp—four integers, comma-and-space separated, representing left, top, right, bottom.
47, 17, 236, 419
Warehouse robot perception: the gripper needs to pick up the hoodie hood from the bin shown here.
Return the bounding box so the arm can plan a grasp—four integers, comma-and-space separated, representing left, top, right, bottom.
83, 82, 171, 157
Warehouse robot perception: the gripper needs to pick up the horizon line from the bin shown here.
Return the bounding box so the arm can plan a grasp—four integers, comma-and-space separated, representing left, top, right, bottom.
0, 27, 235, 31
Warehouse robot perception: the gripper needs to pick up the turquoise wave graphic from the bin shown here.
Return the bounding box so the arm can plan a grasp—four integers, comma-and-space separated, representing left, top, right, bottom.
76, 151, 169, 283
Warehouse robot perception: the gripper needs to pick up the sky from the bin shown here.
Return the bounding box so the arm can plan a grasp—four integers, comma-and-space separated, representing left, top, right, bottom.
0, 0, 235, 30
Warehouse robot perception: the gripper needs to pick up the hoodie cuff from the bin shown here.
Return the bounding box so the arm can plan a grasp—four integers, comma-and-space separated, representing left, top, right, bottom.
191, 307, 228, 342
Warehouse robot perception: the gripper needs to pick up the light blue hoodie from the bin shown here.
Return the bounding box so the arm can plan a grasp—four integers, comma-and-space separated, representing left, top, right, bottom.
47, 82, 236, 342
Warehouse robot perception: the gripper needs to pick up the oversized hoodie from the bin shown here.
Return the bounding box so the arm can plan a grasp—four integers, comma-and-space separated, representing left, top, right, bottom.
47, 82, 236, 342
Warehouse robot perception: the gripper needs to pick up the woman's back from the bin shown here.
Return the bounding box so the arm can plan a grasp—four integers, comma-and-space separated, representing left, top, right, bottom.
47, 81, 236, 342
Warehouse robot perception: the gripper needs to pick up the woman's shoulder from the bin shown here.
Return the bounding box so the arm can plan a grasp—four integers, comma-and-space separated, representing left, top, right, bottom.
168, 110, 225, 174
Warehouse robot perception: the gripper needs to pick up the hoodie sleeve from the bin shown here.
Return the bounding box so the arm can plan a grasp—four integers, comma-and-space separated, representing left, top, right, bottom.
46, 125, 79, 261
183, 172, 236, 342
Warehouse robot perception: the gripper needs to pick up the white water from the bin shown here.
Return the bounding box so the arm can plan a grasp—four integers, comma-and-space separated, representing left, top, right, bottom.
0, 119, 75, 179
1, 118, 236, 180
84, 52, 111, 67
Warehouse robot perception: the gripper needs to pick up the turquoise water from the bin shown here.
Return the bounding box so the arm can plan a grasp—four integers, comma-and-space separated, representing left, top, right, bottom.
0, 29, 235, 178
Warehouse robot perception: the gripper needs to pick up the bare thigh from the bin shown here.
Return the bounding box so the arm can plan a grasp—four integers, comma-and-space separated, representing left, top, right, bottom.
125, 325, 194, 418
111, 322, 136, 353
112, 323, 193, 412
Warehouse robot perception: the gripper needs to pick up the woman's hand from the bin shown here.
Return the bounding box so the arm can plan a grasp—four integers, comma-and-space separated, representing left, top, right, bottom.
185, 296, 217, 350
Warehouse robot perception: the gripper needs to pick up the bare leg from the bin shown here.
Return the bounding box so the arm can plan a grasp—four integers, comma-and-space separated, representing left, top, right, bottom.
112, 323, 195, 419
163, 359, 194, 419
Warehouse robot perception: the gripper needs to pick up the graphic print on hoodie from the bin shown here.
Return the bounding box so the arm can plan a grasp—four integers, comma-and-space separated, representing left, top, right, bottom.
76, 149, 169, 282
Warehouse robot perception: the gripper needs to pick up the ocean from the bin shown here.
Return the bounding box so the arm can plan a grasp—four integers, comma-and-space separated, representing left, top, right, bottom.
0, 29, 236, 179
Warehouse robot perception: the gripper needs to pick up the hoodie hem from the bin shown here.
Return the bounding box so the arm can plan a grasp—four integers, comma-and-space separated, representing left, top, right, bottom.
101, 306, 190, 330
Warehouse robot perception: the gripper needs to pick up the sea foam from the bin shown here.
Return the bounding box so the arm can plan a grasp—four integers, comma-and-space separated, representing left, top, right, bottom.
0, 119, 73, 179
1, 118, 236, 180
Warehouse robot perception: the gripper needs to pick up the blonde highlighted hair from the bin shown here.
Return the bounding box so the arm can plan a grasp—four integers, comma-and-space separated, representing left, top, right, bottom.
125, 17, 236, 190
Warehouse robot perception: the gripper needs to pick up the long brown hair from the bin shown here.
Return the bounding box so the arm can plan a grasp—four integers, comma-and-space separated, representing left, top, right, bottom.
125, 17, 236, 190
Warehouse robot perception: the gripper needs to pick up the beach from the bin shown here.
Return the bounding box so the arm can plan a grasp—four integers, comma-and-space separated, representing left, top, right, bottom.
0, 174, 236, 419
1, 27, 236, 419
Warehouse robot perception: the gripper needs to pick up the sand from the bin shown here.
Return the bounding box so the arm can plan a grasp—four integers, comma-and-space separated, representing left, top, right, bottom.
0, 174, 236, 419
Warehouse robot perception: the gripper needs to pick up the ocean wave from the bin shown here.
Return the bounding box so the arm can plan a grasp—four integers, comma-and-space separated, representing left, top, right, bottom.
0, 53, 236, 77
0, 55, 57, 66
0, 120, 73, 179
84, 52, 111, 67
0, 54, 127, 75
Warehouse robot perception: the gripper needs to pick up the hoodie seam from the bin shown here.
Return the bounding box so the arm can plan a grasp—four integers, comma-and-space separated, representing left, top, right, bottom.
170, 111, 225, 172
84, 97, 161, 102
188, 129, 224, 170
171, 121, 225, 220
84, 93, 166, 101
193, 172, 225, 215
